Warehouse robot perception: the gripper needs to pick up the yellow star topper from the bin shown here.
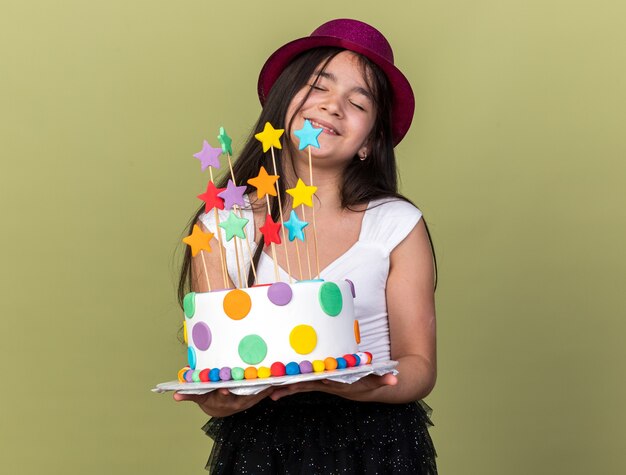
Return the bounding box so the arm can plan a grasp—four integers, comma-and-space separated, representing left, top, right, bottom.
247, 166, 279, 199
286, 178, 317, 208
254, 122, 284, 152
182, 224, 214, 256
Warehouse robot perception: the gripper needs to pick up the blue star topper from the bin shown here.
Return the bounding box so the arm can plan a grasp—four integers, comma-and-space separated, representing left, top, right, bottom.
283, 210, 309, 242
294, 119, 323, 150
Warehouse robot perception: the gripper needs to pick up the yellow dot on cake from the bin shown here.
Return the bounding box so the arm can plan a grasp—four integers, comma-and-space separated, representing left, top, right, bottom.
223, 289, 252, 320
289, 324, 318, 355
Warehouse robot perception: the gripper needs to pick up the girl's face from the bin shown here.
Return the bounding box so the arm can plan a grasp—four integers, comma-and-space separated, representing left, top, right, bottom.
285, 51, 377, 167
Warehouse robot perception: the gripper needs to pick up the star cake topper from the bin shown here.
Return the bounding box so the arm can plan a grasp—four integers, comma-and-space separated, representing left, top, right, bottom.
284, 210, 308, 242
286, 178, 317, 208
182, 224, 214, 256
193, 140, 222, 170
197, 181, 225, 212
254, 122, 284, 152
259, 214, 281, 246
294, 119, 323, 150
218, 179, 247, 210
219, 211, 249, 241
247, 166, 279, 199
217, 126, 233, 155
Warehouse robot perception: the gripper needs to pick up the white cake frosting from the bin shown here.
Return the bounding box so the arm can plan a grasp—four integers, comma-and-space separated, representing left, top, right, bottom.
181, 279, 364, 380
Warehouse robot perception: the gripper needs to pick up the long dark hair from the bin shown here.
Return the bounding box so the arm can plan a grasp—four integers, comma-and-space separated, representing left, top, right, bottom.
178, 47, 436, 306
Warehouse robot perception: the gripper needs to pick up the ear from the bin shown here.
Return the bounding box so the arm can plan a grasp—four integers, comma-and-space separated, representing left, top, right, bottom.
357, 143, 369, 159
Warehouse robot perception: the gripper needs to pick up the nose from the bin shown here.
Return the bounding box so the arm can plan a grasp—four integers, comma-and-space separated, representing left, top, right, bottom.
319, 94, 343, 117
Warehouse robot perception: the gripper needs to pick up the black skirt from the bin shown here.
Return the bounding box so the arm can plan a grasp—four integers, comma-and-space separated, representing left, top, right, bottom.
202, 392, 437, 474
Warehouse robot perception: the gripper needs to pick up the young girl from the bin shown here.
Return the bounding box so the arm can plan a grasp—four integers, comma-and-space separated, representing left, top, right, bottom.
175, 18, 438, 474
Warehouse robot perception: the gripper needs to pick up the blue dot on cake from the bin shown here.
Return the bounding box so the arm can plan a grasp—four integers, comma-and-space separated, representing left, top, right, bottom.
187, 346, 197, 369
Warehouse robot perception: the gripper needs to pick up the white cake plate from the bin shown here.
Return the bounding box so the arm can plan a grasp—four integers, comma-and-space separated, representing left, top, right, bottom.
153, 361, 398, 396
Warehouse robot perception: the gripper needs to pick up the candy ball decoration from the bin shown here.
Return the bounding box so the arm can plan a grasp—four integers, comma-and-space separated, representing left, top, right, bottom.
219, 367, 232, 381
285, 362, 300, 375
270, 362, 286, 376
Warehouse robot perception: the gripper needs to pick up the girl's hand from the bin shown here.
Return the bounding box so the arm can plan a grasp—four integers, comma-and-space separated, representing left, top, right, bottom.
269, 373, 397, 402
173, 387, 274, 418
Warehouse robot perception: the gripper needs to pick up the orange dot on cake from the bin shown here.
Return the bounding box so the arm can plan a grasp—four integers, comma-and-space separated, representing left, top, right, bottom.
223, 289, 252, 320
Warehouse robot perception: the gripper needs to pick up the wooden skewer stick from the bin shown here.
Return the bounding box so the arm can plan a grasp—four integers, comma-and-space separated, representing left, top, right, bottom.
199, 250, 211, 292
265, 197, 280, 282
226, 153, 258, 285
294, 237, 303, 281
308, 147, 321, 279
208, 167, 229, 289
270, 147, 293, 284
301, 204, 312, 280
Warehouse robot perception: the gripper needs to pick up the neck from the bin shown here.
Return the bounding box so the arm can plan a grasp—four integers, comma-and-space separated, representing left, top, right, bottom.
282, 152, 345, 211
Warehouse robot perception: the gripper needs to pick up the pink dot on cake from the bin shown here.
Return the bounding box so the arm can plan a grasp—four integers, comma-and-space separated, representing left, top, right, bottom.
192, 322, 212, 351
223, 289, 252, 320
267, 282, 293, 306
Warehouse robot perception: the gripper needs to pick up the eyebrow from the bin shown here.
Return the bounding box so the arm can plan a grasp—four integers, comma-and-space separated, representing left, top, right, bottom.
313, 70, 373, 100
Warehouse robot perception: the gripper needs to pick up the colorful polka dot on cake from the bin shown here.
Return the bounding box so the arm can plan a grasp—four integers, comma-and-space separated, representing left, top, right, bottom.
267, 282, 293, 306
223, 289, 252, 320
187, 347, 196, 369
238, 334, 268, 365
183, 292, 196, 318
192, 322, 212, 351
354, 320, 361, 344
289, 324, 317, 354
318, 282, 343, 316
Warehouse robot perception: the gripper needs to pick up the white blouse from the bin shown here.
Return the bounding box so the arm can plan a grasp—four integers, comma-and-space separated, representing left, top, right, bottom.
200, 198, 422, 362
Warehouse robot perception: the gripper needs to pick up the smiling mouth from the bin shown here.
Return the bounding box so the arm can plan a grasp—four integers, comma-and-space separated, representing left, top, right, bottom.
307, 119, 339, 135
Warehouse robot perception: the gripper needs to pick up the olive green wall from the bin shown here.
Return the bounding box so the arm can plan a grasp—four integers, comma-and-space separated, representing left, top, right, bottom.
2, 0, 624, 473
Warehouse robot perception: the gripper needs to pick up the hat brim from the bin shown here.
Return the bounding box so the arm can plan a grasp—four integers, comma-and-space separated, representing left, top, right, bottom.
258, 35, 415, 146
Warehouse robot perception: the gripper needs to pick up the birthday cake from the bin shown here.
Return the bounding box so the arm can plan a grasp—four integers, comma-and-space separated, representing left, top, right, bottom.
178, 122, 373, 384
178, 279, 372, 383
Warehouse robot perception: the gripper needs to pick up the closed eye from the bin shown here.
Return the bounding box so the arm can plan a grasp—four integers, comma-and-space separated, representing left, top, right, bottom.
350, 101, 366, 111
